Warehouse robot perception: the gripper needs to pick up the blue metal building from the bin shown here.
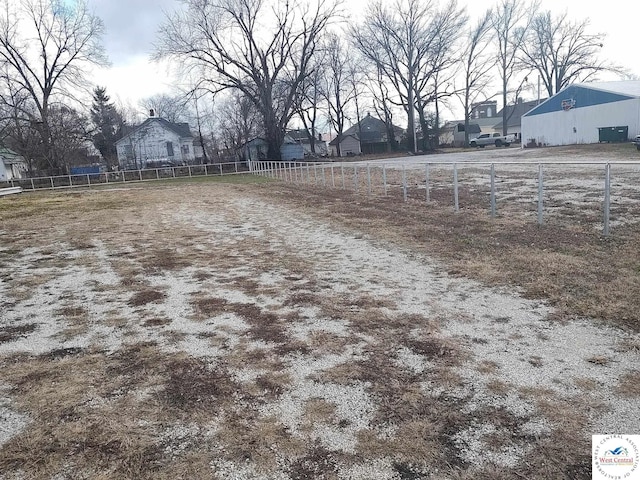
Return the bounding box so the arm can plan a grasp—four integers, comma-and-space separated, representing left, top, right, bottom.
521, 81, 640, 146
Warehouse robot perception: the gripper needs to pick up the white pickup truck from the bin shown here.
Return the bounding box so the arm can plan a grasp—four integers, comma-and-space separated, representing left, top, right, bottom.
469, 132, 516, 148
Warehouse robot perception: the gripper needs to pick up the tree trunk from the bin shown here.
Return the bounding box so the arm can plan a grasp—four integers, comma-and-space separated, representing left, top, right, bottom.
502, 76, 508, 136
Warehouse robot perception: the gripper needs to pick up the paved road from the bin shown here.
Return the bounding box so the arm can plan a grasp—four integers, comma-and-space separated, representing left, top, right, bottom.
327, 144, 640, 168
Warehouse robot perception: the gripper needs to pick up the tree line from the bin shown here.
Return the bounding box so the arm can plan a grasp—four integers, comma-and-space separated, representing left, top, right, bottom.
0, 0, 618, 173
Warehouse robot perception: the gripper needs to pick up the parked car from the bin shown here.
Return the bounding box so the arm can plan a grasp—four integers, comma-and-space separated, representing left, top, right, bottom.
469, 132, 516, 148
634, 135, 640, 151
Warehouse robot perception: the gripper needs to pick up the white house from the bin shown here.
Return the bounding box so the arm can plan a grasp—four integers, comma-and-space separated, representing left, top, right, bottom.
115, 112, 203, 169
0, 147, 27, 181
522, 81, 640, 146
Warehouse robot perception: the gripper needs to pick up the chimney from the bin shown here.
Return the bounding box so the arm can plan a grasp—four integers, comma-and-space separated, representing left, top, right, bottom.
149, 109, 155, 117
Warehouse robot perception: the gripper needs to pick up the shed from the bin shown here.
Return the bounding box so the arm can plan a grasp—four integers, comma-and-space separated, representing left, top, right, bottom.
329, 134, 361, 157
522, 81, 640, 146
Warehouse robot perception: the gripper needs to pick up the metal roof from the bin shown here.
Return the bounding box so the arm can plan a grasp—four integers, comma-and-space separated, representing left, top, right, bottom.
577, 80, 640, 98
524, 82, 640, 117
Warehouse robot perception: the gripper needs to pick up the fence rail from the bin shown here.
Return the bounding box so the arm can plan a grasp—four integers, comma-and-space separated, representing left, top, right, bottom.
250, 159, 640, 237
0, 161, 251, 192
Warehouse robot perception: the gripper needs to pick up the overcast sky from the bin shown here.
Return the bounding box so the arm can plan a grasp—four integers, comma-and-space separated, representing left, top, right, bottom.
86, 0, 638, 122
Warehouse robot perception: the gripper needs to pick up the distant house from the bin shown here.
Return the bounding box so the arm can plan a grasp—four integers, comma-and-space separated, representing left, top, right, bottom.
287, 129, 328, 156
440, 122, 482, 147
495, 99, 545, 140
0, 147, 27, 181
342, 113, 403, 154
245, 135, 304, 162
115, 112, 203, 169
329, 134, 361, 157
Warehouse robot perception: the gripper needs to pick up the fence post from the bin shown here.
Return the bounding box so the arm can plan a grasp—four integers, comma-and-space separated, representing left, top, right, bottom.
31, 178, 35, 190
604, 163, 611, 236
205, 164, 208, 176
490, 163, 496, 218
354, 165, 358, 192
425, 163, 429, 202
367, 164, 371, 196
86, 174, 90, 186
453, 163, 459, 212
402, 164, 407, 202
139, 169, 143, 181
341, 164, 345, 189
51, 176, 55, 189
537, 163, 544, 225
383, 164, 387, 195
156, 168, 160, 180
331, 164, 335, 187
219, 164, 223, 175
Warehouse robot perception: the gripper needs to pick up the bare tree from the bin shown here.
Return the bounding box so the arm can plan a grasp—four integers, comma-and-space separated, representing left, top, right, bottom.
294, 59, 324, 155
492, 0, 538, 136
368, 64, 397, 153
519, 11, 608, 97
0, 0, 107, 172
155, 0, 338, 161
352, 0, 465, 152
457, 9, 494, 147
215, 91, 261, 158
140, 93, 189, 123
321, 33, 358, 156
413, 3, 466, 150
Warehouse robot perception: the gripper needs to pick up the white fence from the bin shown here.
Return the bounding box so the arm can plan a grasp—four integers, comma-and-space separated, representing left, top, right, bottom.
250, 159, 640, 237
0, 162, 250, 192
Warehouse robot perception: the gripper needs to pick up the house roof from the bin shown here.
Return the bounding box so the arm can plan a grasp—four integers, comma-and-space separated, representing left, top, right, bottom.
443, 119, 495, 130
287, 129, 312, 142
459, 123, 482, 134
329, 134, 359, 146
525, 81, 640, 118
117, 117, 194, 144
244, 135, 298, 148
0, 146, 25, 164
343, 113, 403, 142
494, 99, 544, 129
577, 80, 640, 98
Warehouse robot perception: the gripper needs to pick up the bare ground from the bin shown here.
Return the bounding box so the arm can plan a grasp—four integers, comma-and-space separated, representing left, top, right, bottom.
0, 176, 638, 479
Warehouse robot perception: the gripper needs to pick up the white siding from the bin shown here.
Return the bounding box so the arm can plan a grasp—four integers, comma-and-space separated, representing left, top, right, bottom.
116, 121, 196, 168
338, 136, 361, 156
522, 98, 640, 146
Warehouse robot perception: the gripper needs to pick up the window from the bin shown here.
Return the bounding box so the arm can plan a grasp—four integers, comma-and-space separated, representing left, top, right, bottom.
181, 144, 190, 155
166, 141, 174, 157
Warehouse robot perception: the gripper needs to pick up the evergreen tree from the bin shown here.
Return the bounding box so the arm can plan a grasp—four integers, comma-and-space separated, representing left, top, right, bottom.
90, 87, 123, 170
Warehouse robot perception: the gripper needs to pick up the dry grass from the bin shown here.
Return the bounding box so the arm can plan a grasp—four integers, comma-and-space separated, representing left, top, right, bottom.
616, 370, 640, 397
0, 179, 637, 479
254, 181, 640, 332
